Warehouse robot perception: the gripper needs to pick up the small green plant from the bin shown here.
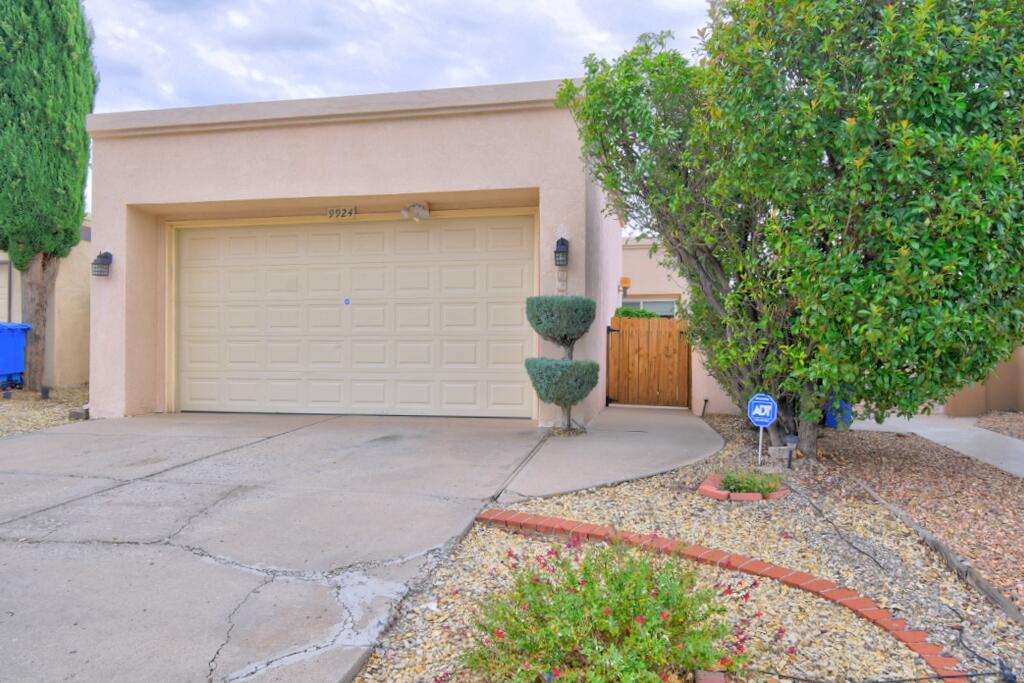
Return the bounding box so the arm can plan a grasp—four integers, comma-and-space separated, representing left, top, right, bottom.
525, 358, 599, 423
614, 305, 659, 319
464, 545, 738, 681
526, 296, 597, 358
720, 470, 782, 496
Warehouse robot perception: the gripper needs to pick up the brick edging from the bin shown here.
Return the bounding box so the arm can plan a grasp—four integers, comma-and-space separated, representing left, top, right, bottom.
698, 474, 791, 502
477, 509, 966, 682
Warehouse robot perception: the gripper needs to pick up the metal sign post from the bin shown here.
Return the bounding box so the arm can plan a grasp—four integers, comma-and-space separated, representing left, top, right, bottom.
746, 393, 778, 465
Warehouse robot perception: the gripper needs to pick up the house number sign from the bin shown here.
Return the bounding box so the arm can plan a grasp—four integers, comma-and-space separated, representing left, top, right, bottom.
327, 207, 357, 219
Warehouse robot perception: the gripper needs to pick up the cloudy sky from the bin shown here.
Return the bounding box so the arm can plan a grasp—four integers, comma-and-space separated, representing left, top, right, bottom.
81, 0, 709, 114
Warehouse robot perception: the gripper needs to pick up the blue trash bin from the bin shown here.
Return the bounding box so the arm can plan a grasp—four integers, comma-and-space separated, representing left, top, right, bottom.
823, 395, 853, 428
0, 323, 32, 389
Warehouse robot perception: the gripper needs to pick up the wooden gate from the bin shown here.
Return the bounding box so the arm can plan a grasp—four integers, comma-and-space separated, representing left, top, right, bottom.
607, 316, 690, 408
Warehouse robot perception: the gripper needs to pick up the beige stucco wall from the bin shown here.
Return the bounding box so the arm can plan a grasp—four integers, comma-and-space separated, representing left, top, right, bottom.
87, 81, 615, 424
1, 237, 90, 388
620, 239, 740, 415
945, 347, 1024, 416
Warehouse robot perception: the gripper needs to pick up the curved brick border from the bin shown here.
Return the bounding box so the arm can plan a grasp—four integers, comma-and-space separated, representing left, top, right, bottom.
698, 474, 791, 502
477, 509, 967, 682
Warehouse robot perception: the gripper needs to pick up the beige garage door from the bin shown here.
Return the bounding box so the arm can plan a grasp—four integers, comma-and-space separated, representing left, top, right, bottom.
176, 214, 536, 416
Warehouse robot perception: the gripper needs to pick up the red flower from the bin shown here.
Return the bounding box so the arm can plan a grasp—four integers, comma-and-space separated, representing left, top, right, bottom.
494, 629, 505, 639
774, 627, 786, 640
720, 656, 733, 667
531, 576, 540, 583
510, 562, 518, 569
604, 607, 612, 616
634, 616, 646, 625
659, 673, 669, 682
521, 603, 529, 611
579, 579, 587, 586
507, 549, 517, 558
751, 580, 760, 588
721, 585, 734, 596
547, 548, 559, 556
523, 662, 531, 671
660, 610, 669, 622
753, 610, 763, 619
741, 592, 751, 601
552, 668, 561, 678
787, 646, 797, 656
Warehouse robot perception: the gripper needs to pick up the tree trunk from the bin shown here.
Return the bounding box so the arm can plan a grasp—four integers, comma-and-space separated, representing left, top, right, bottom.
797, 418, 819, 461
796, 386, 821, 460
20, 253, 60, 392
563, 405, 572, 430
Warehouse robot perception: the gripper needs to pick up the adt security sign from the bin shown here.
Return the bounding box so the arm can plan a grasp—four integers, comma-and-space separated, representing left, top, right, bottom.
747, 393, 777, 464
747, 393, 778, 428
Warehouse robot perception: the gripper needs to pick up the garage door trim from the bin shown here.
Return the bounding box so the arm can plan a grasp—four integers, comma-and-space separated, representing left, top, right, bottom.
164, 206, 539, 417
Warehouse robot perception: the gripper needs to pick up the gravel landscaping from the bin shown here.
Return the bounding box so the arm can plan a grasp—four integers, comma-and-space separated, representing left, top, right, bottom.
0, 386, 88, 438
976, 411, 1024, 442
820, 425, 1024, 612
358, 415, 1024, 681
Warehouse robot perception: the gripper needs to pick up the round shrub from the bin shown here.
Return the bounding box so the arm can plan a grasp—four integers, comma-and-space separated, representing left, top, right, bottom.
525, 358, 598, 415
526, 296, 596, 357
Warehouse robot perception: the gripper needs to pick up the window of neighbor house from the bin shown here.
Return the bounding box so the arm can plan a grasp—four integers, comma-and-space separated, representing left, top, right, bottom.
622, 299, 678, 317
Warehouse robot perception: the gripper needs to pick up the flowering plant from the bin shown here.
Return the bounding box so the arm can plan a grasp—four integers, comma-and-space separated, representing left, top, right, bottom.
463, 544, 740, 681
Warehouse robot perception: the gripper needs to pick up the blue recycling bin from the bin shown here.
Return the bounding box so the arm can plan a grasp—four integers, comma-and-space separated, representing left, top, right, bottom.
823, 395, 853, 428
0, 323, 32, 389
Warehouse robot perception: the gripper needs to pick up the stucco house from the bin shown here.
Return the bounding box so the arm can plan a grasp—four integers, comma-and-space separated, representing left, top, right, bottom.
0, 220, 91, 389
86, 81, 621, 425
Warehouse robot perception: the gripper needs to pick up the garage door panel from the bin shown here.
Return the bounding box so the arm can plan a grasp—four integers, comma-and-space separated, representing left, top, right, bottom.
177, 215, 535, 416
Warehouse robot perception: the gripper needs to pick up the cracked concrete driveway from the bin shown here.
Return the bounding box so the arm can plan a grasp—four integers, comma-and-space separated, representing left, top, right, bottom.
0, 413, 543, 682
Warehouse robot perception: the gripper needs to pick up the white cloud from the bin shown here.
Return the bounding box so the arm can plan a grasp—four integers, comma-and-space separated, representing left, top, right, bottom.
81, 0, 709, 113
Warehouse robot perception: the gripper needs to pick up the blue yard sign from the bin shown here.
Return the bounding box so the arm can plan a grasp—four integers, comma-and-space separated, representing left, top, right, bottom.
746, 393, 778, 464
747, 393, 778, 428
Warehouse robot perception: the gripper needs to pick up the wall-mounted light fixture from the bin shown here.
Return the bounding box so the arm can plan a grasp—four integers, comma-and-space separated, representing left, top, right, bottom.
618, 276, 631, 297
400, 202, 430, 222
554, 238, 569, 267
91, 251, 112, 277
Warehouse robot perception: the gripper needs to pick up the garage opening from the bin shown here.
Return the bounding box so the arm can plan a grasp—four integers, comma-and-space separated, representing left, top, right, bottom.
174, 213, 535, 417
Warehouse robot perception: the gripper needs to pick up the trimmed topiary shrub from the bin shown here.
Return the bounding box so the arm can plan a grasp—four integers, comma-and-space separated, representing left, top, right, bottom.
524, 295, 599, 430
614, 305, 659, 319
526, 296, 596, 359
525, 358, 599, 420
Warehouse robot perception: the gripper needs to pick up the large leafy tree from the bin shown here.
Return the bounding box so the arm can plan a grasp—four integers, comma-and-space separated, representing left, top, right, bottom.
560, 0, 1024, 457
0, 0, 96, 390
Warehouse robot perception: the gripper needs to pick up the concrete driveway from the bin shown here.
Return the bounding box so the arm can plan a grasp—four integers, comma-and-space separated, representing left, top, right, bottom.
0, 413, 543, 682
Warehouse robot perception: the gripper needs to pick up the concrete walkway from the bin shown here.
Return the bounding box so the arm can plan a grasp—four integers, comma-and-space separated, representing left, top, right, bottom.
500, 405, 724, 500
0, 407, 723, 682
852, 414, 1024, 477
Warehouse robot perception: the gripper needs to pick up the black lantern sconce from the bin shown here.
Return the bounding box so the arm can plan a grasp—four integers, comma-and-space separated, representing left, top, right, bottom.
554, 238, 569, 267
91, 252, 113, 277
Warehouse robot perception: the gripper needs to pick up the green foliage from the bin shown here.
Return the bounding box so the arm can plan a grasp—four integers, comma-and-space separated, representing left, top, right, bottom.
463, 545, 735, 682
0, 0, 97, 269
615, 306, 659, 319
720, 470, 782, 496
526, 296, 596, 355
525, 358, 598, 411
559, 1, 1024, 442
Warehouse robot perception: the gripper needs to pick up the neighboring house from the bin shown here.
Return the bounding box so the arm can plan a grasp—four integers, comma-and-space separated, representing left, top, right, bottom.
620, 238, 739, 415
0, 221, 91, 388
623, 238, 1024, 418
86, 81, 621, 425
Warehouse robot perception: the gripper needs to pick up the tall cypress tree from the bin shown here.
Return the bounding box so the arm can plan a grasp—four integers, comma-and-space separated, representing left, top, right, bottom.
0, 0, 97, 390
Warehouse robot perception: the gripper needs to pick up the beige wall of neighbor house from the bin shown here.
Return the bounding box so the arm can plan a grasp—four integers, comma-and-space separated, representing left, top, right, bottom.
944, 347, 1024, 417
87, 80, 622, 425
620, 239, 739, 415
0, 224, 91, 388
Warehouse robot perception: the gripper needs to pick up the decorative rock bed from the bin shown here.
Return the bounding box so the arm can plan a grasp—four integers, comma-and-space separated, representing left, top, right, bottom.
477, 509, 968, 681
697, 473, 791, 502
